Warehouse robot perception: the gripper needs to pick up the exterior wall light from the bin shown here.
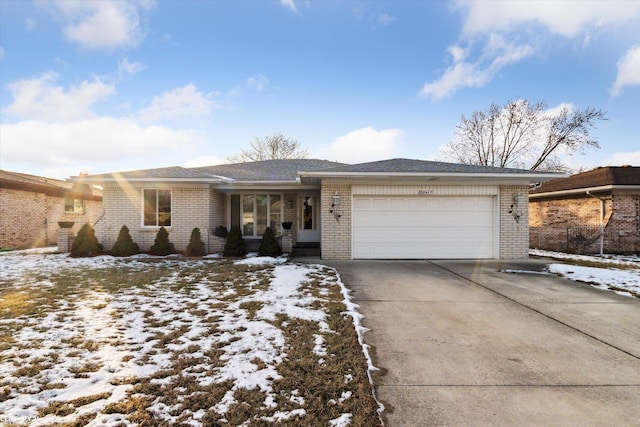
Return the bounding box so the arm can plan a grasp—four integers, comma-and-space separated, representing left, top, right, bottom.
329, 191, 341, 220
509, 192, 524, 223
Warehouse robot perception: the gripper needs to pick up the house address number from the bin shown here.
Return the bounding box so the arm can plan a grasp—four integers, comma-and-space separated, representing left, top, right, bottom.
418, 190, 434, 195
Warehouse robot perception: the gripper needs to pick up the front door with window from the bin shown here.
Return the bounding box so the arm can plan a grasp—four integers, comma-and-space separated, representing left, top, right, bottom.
297, 194, 320, 242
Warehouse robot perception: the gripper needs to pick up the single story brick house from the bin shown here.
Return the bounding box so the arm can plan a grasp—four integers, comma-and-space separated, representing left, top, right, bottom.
529, 166, 640, 254
73, 158, 561, 260
0, 170, 103, 250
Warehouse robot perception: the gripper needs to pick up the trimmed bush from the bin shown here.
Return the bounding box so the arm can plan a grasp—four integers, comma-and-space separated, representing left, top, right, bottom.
111, 225, 140, 257
223, 225, 247, 257
149, 226, 176, 256
186, 227, 206, 257
71, 223, 103, 257
258, 227, 282, 257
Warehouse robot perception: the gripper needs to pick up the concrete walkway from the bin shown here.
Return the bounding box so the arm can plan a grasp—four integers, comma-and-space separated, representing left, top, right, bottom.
322, 258, 640, 426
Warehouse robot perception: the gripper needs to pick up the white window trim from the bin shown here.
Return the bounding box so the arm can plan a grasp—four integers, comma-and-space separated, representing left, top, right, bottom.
141, 188, 173, 228
229, 193, 284, 238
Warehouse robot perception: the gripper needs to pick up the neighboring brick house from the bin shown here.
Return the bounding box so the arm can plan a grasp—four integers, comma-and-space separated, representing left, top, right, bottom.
73, 158, 560, 260
529, 166, 640, 254
0, 170, 103, 250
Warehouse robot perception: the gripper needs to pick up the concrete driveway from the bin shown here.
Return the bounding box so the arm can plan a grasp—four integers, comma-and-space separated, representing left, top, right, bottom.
323, 258, 640, 426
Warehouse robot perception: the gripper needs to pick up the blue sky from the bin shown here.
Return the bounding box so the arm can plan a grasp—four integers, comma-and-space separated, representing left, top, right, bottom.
1, 0, 639, 179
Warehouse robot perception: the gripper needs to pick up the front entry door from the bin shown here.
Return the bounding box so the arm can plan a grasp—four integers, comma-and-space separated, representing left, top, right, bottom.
297, 194, 320, 242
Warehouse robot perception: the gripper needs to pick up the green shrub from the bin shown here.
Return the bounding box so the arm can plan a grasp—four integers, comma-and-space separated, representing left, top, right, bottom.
186, 227, 206, 257
149, 226, 176, 256
223, 225, 247, 257
258, 227, 282, 257
71, 223, 103, 257
111, 225, 140, 257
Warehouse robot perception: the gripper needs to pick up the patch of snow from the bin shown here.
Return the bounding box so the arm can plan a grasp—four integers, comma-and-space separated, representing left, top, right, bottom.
528, 249, 640, 298
531, 249, 640, 267
260, 408, 306, 422
329, 413, 352, 427
234, 255, 288, 265
501, 269, 551, 275
547, 263, 640, 297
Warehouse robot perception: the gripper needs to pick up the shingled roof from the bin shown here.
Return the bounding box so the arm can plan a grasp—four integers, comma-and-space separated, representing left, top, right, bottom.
298, 158, 564, 184
306, 158, 546, 174
0, 170, 101, 199
530, 166, 640, 195
192, 159, 344, 181
75, 159, 345, 183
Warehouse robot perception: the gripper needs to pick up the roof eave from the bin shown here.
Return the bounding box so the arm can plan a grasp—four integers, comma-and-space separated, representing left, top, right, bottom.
530, 184, 640, 199
299, 171, 565, 183
74, 177, 225, 184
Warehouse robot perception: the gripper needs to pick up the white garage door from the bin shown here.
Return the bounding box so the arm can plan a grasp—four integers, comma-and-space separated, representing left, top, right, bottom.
353, 196, 495, 259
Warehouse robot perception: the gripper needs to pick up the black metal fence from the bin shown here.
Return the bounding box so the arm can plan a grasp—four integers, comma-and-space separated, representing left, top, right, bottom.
530, 224, 638, 255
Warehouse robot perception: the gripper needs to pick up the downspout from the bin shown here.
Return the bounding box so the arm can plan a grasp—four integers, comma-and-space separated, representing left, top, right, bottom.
586, 191, 605, 256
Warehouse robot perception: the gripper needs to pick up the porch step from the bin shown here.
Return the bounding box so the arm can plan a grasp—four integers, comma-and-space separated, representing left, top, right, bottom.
292, 242, 320, 257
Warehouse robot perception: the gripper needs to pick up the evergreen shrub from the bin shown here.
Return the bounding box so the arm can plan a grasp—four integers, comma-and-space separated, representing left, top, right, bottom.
258, 227, 282, 257
111, 225, 140, 257
186, 227, 206, 257
149, 226, 176, 256
223, 225, 247, 257
71, 223, 103, 257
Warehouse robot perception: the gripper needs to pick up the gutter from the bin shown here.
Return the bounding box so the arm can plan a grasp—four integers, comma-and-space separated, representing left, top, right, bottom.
529, 184, 640, 199
299, 171, 565, 183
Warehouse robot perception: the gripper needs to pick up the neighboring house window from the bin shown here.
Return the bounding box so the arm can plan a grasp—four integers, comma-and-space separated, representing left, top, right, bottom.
230, 194, 282, 237
65, 198, 84, 214
143, 189, 171, 226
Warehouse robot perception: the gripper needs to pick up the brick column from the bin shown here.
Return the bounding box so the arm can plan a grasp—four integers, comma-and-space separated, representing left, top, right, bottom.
57, 228, 74, 253
281, 230, 293, 254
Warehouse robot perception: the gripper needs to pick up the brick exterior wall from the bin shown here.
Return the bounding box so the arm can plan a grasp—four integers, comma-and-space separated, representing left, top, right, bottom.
499, 185, 530, 259
0, 187, 101, 249
530, 192, 639, 253
320, 181, 352, 260
209, 190, 225, 231
96, 183, 210, 253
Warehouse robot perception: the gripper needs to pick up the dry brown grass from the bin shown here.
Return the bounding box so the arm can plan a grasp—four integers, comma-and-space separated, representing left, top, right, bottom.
1, 258, 381, 426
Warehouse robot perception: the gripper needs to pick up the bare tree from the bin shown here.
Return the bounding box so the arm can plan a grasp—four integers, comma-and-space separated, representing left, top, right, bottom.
227, 133, 309, 163
441, 99, 606, 171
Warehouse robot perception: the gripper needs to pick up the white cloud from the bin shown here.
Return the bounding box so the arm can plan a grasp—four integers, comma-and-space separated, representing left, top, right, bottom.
610, 45, 640, 97
545, 102, 574, 117
3, 72, 115, 122
42, 0, 153, 49
603, 151, 640, 166
456, 0, 640, 38
447, 45, 468, 63
246, 74, 269, 92
0, 118, 197, 171
281, 0, 296, 12
314, 127, 404, 163
181, 156, 224, 168
117, 57, 145, 77
0, 47, 4, 61
137, 83, 217, 122
377, 13, 395, 26
421, 34, 535, 100
25, 17, 37, 31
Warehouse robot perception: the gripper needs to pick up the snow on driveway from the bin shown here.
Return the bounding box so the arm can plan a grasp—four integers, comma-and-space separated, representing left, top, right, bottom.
530, 249, 640, 298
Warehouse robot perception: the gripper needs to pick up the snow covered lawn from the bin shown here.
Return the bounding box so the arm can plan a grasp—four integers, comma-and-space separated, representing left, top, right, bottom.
0, 249, 382, 426
530, 249, 640, 298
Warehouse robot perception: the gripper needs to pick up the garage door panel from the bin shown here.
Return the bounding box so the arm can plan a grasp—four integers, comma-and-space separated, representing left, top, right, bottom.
353, 196, 495, 259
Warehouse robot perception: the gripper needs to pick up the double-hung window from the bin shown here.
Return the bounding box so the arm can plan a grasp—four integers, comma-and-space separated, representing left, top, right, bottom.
230, 194, 282, 237
65, 198, 84, 214
143, 189, 171, 226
